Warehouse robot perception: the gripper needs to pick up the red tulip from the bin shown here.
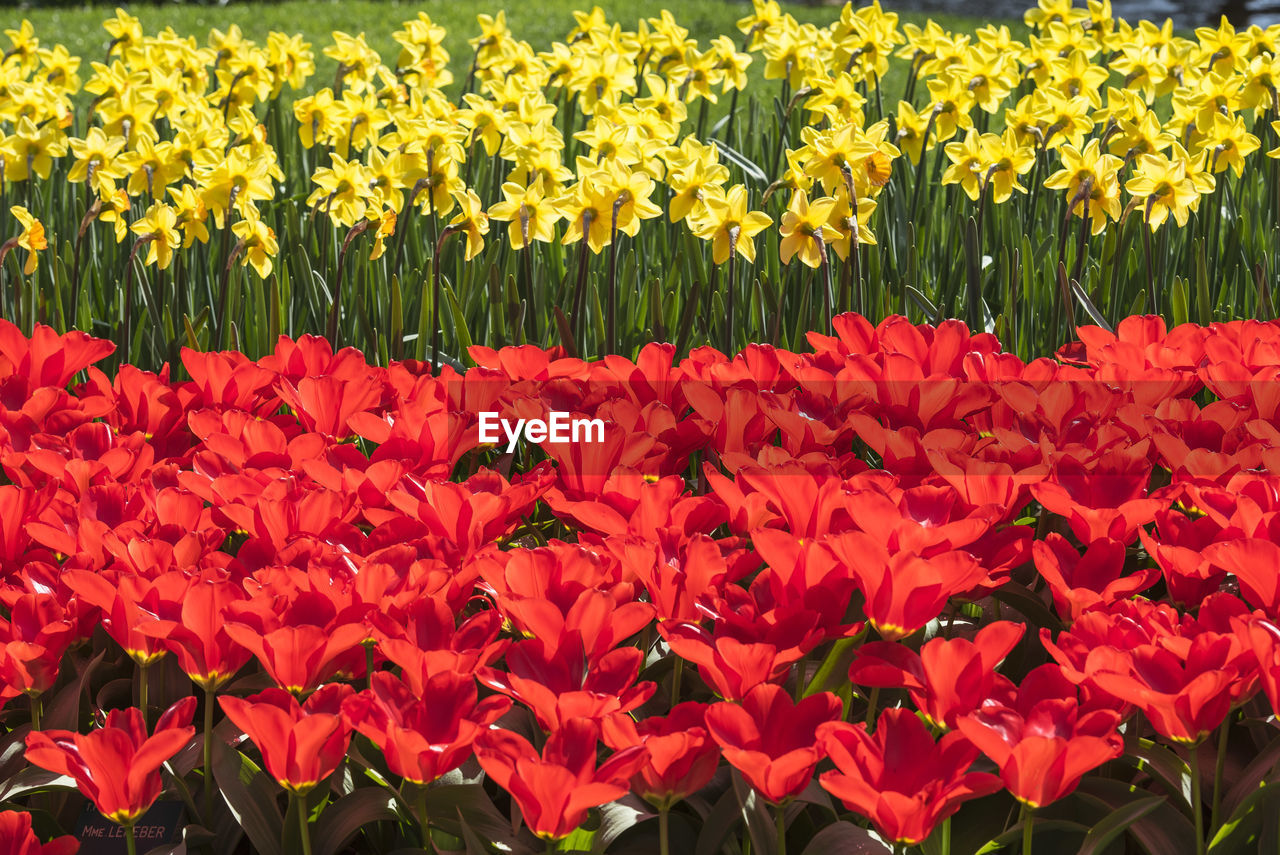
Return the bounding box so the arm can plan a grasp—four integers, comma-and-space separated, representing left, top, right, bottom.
475, 718, 647, 841
1048, 595, 1256, 744
1203, 539, 1280, 617
0, 593, 76, 703
480, 637, 654, 730
0, 318, 115, 392
25, 698, 196, 826
0, 809, 78, 855
659, 622, 800, 701
1088, 639, 1244, 744
818, 708, 1002, 845
223, 620, 367, 696
601, 702, 720, 808
1030, 447, 1162, 544
1243, 617, 1280, 716
137, 574, 252, 692
342, 670, 509, 785
957, 665, 1122, 807
826, 532, 988, 640
1138, 508, 1230, 608
219, 684, 354, 794
704, 683, 842, 804
1032, 534, 1158, 622
63, 570, 190, 667
849, 621, 1024, 729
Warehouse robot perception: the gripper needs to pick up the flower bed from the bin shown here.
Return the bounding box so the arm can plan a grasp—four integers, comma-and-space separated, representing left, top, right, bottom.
0, 314, 1277, 854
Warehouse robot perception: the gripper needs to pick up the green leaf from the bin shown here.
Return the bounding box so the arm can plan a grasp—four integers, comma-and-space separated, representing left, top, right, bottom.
1171, 274, 1189, 328
1075, 776, 1196, 855
1122, 736, 1192, 814
799, 821, 890, 854
717, 140, 768, 185
211, 740, 283, 855
314, 787, 399, 855
1070, 279, 1113, 332
1222, 731, 1280, 818
424, 783, 535, 855
974, 819, 1089, 853
991, 581, 1063, 632
591, 796, 655, 854
1076, 794, 1165, 855
905, 285, 938, 319
44, 649, 106, 732
441, 278, 475, 364
1209, 780, 1280, 854
0, 767, 77, 803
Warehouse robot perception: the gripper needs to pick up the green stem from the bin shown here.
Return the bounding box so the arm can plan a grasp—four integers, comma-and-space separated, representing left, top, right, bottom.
865, 686, 880, 728
545, 837, 556, 855
1190, 744, 1205, 855
139, 661, 150, 733
418, 785, 431, 846
125, 823, 138, 855
659, 805, 671, 855
1022, 805, 1034, 855
203, 687, 215, 825
942, 815, 951, 855
1211, 713, 1230, 833
776, 803, 787, 855
294, 792, 313, 855
29, 692, 41, 731
671, 657, 683, 709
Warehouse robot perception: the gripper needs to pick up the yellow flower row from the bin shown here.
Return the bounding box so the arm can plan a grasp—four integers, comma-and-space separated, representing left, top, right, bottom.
3, 0, 1280, 281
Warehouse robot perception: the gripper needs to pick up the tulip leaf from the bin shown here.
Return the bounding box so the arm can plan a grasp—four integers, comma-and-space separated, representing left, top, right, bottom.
973, 819, 1089, 853
591, 795, 656, 853
1121, 737, 1192, 814
456, 809, 494, 855
312, 788, 397, 855
1222, 731, 1280, 819
1075, 794, 1165, 855
0, 767, 77, 803
1209, 779, 1280, 854
798, 821, 890, 854
0, 724, 31, 785
730, 767, 777, 855
695, 772, 748, 855
1075, 776, 1196, 855
991, 581, 1063, 631
211, 740, 284, 855
424, 783, 536, 855
44, 649, 106, 732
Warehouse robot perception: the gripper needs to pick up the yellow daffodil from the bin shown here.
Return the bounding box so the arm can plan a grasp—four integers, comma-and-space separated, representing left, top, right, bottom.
232, 208, 278, 279
7, 206, 46, 275
779, 189, 842, 268
488, 181, 560, 249
1043, 139, 1123, 234
308, 154, 374, 228
690, 184, 772, 264
131, 203, 181, 270
447, 189, 489, 261
1125, 150, 1205, 230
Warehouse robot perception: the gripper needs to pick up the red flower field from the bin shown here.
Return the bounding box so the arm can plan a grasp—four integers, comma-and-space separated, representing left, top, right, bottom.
2, 314, 1280, 854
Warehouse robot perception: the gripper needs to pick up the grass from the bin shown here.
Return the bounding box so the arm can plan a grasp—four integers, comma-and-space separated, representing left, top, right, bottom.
14, 0, 1000, 99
